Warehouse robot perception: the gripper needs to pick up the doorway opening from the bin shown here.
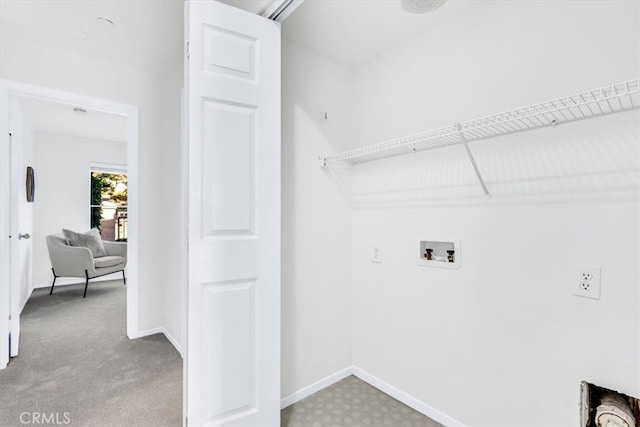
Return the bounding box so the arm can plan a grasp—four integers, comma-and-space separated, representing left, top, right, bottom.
0, 79, 140, 368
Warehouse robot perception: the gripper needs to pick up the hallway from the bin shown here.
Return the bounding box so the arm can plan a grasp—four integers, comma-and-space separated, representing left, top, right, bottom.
0, 280, 182, 426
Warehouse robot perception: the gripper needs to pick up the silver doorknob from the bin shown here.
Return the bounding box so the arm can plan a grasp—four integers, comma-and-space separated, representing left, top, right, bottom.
18, 233, 30, 240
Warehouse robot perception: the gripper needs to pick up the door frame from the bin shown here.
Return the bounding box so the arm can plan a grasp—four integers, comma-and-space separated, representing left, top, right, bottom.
0, 79, 140, 369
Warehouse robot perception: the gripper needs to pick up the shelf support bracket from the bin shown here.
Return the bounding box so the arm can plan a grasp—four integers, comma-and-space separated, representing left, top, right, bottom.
457, 123, 490, 197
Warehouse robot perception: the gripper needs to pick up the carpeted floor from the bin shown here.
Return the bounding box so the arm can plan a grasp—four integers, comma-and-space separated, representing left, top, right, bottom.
0, 280, 183, 427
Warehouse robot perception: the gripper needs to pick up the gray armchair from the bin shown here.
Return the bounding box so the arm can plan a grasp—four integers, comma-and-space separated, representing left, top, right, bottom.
46, 234, 127, 298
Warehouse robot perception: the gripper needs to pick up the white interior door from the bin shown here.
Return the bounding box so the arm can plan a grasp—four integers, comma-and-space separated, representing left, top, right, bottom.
8, 96, 33, 358
185, 1, 281, 426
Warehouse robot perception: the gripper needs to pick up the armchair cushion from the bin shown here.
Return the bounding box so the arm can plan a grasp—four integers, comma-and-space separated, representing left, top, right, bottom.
103, 241, 127, 258
62, 228, 107, 258
94, 256, 125, 268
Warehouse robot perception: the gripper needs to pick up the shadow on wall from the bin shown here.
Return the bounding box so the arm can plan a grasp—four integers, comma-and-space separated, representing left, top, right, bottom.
323, 111, 640, 209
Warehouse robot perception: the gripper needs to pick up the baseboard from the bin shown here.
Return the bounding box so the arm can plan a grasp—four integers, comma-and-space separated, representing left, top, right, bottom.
280, 366, 354, 409
352, 367, 466, 427
33, 274, 121, 290
137, 327, 183, 358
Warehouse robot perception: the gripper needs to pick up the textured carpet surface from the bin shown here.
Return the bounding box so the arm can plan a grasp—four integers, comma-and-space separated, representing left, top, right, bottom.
0, 280, 182, 426
281, 376, 444, 427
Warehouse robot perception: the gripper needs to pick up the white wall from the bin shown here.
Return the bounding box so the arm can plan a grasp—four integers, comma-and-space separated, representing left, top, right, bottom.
281, 40, 354, 398
0, 36, 183, 344
31, 132, 127, 287
349, 1, 639, 426
158, 59, 184, 351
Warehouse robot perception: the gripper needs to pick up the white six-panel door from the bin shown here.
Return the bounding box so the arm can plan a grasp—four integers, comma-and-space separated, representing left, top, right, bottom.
185, 1, 281, 426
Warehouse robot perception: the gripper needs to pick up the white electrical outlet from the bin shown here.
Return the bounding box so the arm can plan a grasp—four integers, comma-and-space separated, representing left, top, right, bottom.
579, 281, 592, 291
372, 247, 382, 263
573, 264, 601, 300
580, 272, 593, 281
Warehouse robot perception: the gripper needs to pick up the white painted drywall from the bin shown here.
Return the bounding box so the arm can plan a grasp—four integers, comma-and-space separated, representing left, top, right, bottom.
353, 203, 639, 426
280, 40, 353, 398
349, 1, 639, 426
158, 59, 184, 351
31, 132, 126, 288
0, 37, 183, 343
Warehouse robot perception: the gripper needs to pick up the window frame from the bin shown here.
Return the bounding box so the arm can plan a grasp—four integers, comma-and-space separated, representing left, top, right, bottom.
90, 163, 128, 241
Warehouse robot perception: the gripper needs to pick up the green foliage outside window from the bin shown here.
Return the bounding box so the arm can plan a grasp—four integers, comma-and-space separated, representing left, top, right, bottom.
90, 174, 104, 231
90, 172, 128, 232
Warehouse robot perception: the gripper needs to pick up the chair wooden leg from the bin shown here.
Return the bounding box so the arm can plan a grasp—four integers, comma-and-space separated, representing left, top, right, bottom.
83, 270, 89, 298
49, 268, 57, 296
122, 270, 127, 285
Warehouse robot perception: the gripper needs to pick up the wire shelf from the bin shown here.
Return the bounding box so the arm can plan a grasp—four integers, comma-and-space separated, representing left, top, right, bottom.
321, 78, 640, 166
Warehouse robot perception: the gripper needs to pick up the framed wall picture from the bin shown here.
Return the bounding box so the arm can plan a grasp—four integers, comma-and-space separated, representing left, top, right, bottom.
26, 166, 34, 202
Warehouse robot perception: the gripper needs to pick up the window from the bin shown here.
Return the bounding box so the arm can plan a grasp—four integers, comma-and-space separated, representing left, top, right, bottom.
90, 170, 128, 242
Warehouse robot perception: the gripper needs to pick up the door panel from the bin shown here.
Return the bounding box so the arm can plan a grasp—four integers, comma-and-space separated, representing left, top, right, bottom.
186, 1, 281, 426
9, 96, 32, 358
200, 279, 257, 422
203, 27, 257, 81
201, 100, 256, 236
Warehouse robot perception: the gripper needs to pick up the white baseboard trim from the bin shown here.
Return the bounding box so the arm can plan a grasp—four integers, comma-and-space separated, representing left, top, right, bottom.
136, 327, 183, 358
352, 367, 466, 427
33, 274, 122, 290
280, 366, 354, 409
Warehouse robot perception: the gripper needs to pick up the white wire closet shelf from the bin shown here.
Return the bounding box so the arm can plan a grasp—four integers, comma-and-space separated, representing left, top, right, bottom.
320, 78, 640, 167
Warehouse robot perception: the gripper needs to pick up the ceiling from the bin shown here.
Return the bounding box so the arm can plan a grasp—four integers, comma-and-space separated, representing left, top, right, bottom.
20, 97, 127, 143
1, 0, 480, 74
0, 0, 183, 74
282, 0, 482, 70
